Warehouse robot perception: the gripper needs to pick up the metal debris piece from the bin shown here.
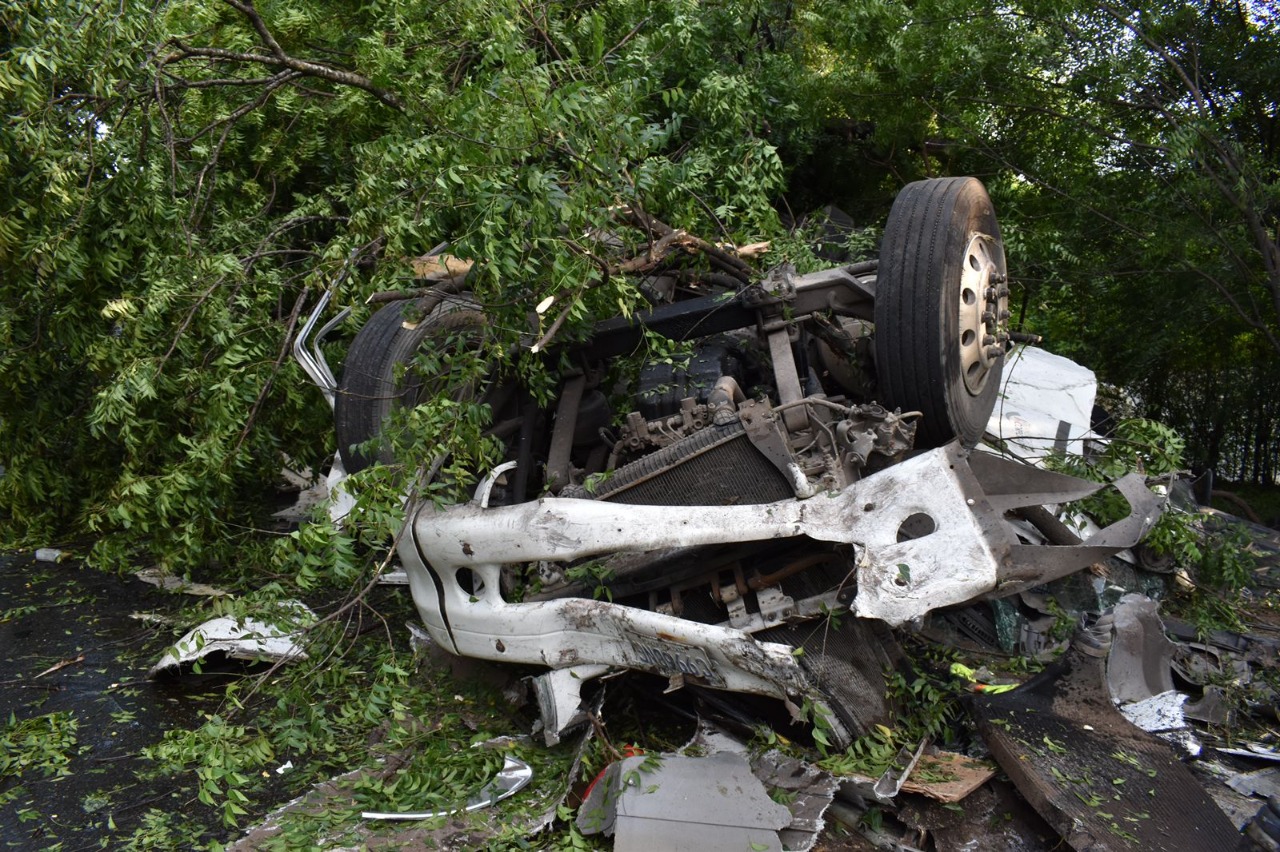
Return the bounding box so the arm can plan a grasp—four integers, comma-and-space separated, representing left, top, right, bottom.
1104, 594, 1176, 705
1243, 796, 1280, 850
1218, 744, 1280, 764
362, 754, 533, 820
1229, 768, 1280, 801
134, 567, 230, 597
971, 633, 1239, 851
576, 751, 792, 851
751, 750, 839, 852
1183, 685, 1231, 725
1172, 641, 1252, 687
1118, 690, 1202, 758
985, 346, 1098, 463
148, 601, 314, 676
873, 739, 929, 800
825, 797, 928, 852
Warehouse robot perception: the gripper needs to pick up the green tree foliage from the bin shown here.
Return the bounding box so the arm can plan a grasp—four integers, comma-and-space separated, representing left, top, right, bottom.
2, 0, 1277, 569
831, 0, 1278, 482
0, 0, 820, 565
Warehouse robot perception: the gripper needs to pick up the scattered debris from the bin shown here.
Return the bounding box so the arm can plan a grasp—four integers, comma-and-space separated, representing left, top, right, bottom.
1104, 594, 1176, 705
287, 187, 1280, 849
148, 601, 314, 677
362, 754, 533, 821
751, 750, 839, 852
1118, 691, 1202, 758
1219, 744, 1280, 764
134, 567, 230, 597
873, 739, 929, 800
1229, 768, 1280, 801
577, 751, 792, 851
1244, 796, 1280, 850
925, 778, 1061, 851
34, 548, 64, 563
128, 611, 174, 625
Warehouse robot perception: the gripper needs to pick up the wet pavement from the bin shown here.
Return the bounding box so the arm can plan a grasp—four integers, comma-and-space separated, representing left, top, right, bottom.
1, 553, 232, 849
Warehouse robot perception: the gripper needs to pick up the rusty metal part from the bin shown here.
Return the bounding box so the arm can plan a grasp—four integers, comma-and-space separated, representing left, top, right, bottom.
545, 374, 585, 493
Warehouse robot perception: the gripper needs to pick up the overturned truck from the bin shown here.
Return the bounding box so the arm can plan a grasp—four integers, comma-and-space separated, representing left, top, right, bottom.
296, 177, 1163, 746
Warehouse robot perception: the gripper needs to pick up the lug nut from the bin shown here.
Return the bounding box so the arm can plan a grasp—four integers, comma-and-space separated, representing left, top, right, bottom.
983, 335, 996, 346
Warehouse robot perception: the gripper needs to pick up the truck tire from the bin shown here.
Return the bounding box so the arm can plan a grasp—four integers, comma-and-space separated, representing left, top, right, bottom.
334, 295, 487, 472
874, 177, 1008, 448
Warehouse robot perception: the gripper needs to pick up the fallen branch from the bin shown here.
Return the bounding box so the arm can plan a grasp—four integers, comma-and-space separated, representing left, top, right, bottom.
622, 206, 754, 283
34, 654, 85, 679
163, 0, 403, 112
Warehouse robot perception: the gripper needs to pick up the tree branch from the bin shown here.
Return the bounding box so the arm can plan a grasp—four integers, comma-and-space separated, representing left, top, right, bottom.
164, 0, 404, 112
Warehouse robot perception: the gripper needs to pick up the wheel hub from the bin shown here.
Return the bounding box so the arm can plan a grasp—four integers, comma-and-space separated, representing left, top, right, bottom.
957, 233, 1009, 396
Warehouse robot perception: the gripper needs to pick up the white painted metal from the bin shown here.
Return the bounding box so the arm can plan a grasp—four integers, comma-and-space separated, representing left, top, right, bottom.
397, 445, 1005, 710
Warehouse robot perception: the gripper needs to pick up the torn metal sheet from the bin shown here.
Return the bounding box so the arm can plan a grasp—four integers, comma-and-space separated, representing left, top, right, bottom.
751, 751, 838, 852
1182, 686, 1230, 725
985, 346, 1098, 462
135, 567, 230, 597
970, 635, 1239, 851
530, 664, 610, 746
1228, 768, 1280, 801
1104, 594, 1176, 705
1218, 744, 1280, 764
1117, 691, 1202, 758
874, 739, 928, 800
680, 724, 840, 852
362, 754, 532, 820
149, 601, 314, 677
576, 751, 792, 851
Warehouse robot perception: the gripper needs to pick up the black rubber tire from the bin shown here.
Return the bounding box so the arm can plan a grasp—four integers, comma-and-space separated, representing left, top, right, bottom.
874, 177, 1007, 448
334, 295, 487, 472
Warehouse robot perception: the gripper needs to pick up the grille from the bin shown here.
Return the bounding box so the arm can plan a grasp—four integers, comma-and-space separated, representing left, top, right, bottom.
566, 422, 792, 506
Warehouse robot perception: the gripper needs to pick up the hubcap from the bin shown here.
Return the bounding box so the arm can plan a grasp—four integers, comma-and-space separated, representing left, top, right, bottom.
957, 233, 1009, 396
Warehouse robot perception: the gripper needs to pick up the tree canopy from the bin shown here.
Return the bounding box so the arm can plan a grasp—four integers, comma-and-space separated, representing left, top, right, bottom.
2, 0, 1277, 566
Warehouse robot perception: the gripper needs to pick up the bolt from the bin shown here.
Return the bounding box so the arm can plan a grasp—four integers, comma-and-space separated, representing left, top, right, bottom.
982, 311, 995, 323
983, 335, 995, 346
997, 286, 1010, 297
986, 345, 1003, 359
999, 309, 1011, 321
